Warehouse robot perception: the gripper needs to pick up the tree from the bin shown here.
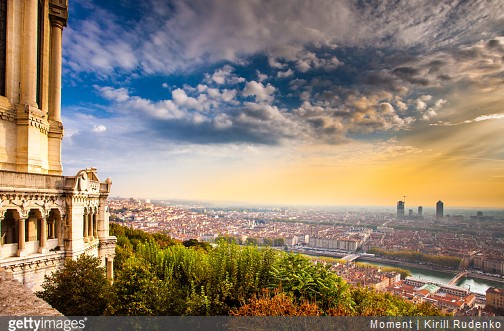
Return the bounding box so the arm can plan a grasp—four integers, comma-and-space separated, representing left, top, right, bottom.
245, 237, 258, 245
183, 238, 212, 252
110, 257, 179, 315
36, 254, 111, 316
270, 253, 351, 310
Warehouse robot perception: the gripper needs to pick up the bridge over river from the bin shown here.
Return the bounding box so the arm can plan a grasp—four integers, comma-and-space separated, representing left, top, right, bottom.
341, 254, 360, 262
448, 271, 468, 286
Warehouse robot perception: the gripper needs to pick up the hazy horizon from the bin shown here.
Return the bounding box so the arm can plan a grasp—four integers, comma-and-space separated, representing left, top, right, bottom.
113, 196, 504, 214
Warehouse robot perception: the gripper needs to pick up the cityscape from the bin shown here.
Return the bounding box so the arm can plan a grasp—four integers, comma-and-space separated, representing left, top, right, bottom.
109, 197, 504, 315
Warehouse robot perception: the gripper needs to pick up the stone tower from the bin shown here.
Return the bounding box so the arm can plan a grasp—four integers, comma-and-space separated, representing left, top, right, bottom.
0, 0, 116, 291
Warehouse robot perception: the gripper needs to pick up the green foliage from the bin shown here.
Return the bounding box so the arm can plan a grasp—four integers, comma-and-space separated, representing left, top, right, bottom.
110, 239, 279, 315
262, 238, 273, 246
273, 238, 285, 246
36, 255, 111, 316
380, 266, 412, 279
110, 223, 178, 249
108, 257, 178, 315
215, 236, 240, 244
244, 237, 258, 245
183, 238, 212, 252
260, 237, 285, 247
107, 225, 442, 316
270, 253, 351, 310
368, 247, 462, 268
348, 287, 415, 316
110, 223, 178, 271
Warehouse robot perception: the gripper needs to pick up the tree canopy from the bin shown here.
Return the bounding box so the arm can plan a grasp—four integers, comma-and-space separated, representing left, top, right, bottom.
36, 254, 111, 316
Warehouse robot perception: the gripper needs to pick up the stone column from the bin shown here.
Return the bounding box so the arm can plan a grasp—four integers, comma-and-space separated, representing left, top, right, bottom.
47, 0, 68, 176
20, 0, 39, 107
94, 214, 98, 238
15, 0, 45, 173
47, 22, 64, 173
57, 213, 64, 248
49, 220, 55, 239
48, 21, 62, 122
89, 212, 94, 241
83, 212, 88, 243
38, 216, 48, 253
17, 218, 27, 256
106, 256, 114, 283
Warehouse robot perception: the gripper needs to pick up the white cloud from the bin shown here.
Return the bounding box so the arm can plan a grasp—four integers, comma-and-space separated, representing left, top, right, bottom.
277, 69, 294, 78
221, 89, 237, 103
474, 113, 504, 122
96, 86, 130, 102
212, 113, 233, 130
418, 98, 446, 120
208, 65, 245, 85
415, 99, 427, 111
242, 81, 276, 102
92, 124, 107, 133
268, 47, 343, 73
256, 70, 269, 82
171, 88, 208, 111
431, 113, 504, 126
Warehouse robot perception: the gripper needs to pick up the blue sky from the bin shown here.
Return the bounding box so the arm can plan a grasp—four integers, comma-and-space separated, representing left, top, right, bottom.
61, 0, 504, 207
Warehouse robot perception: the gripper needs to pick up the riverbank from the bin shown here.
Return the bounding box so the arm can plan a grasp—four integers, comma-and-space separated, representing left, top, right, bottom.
356, 256, 504, 285
289, 247, 504, 286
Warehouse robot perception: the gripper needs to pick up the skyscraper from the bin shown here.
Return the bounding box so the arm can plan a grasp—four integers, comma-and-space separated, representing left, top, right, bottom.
418, 206, 423, 216
436, 200, 444, 220
397, 201, 405, 219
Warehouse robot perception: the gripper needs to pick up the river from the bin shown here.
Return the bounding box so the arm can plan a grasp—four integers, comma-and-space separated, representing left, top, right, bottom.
357, 259, 503, 295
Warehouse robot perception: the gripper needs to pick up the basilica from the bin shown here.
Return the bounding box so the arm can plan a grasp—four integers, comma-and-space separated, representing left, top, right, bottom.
0, 0, 116, 290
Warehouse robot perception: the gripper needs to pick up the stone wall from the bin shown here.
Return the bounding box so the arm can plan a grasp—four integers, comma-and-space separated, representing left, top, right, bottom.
0, 268, 62, 316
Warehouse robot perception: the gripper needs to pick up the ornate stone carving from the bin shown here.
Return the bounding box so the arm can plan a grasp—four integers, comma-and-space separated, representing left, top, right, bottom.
77, 170, 88, 192
49, 0, 68, 27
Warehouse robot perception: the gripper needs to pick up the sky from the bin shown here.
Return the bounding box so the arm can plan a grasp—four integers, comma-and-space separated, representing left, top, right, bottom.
61, 0, 504, 208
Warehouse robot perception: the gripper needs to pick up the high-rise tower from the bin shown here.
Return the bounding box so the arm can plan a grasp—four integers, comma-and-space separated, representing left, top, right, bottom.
0, 0, 116, 290
436, 200, 444, 220
397, 200, 405, 219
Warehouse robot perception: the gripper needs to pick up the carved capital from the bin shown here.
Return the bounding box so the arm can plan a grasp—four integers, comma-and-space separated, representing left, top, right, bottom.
49, 0, 68, 28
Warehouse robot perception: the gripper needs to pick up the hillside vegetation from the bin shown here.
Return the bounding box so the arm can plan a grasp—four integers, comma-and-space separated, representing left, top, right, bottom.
37, 224, 441, 316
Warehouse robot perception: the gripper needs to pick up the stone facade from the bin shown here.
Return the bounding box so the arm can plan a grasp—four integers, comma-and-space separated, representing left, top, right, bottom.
0, 0, 116, 291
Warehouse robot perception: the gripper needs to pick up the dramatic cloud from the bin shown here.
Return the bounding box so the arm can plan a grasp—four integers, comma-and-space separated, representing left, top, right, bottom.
65, 1, 504, 77
93, 81, 298, 145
